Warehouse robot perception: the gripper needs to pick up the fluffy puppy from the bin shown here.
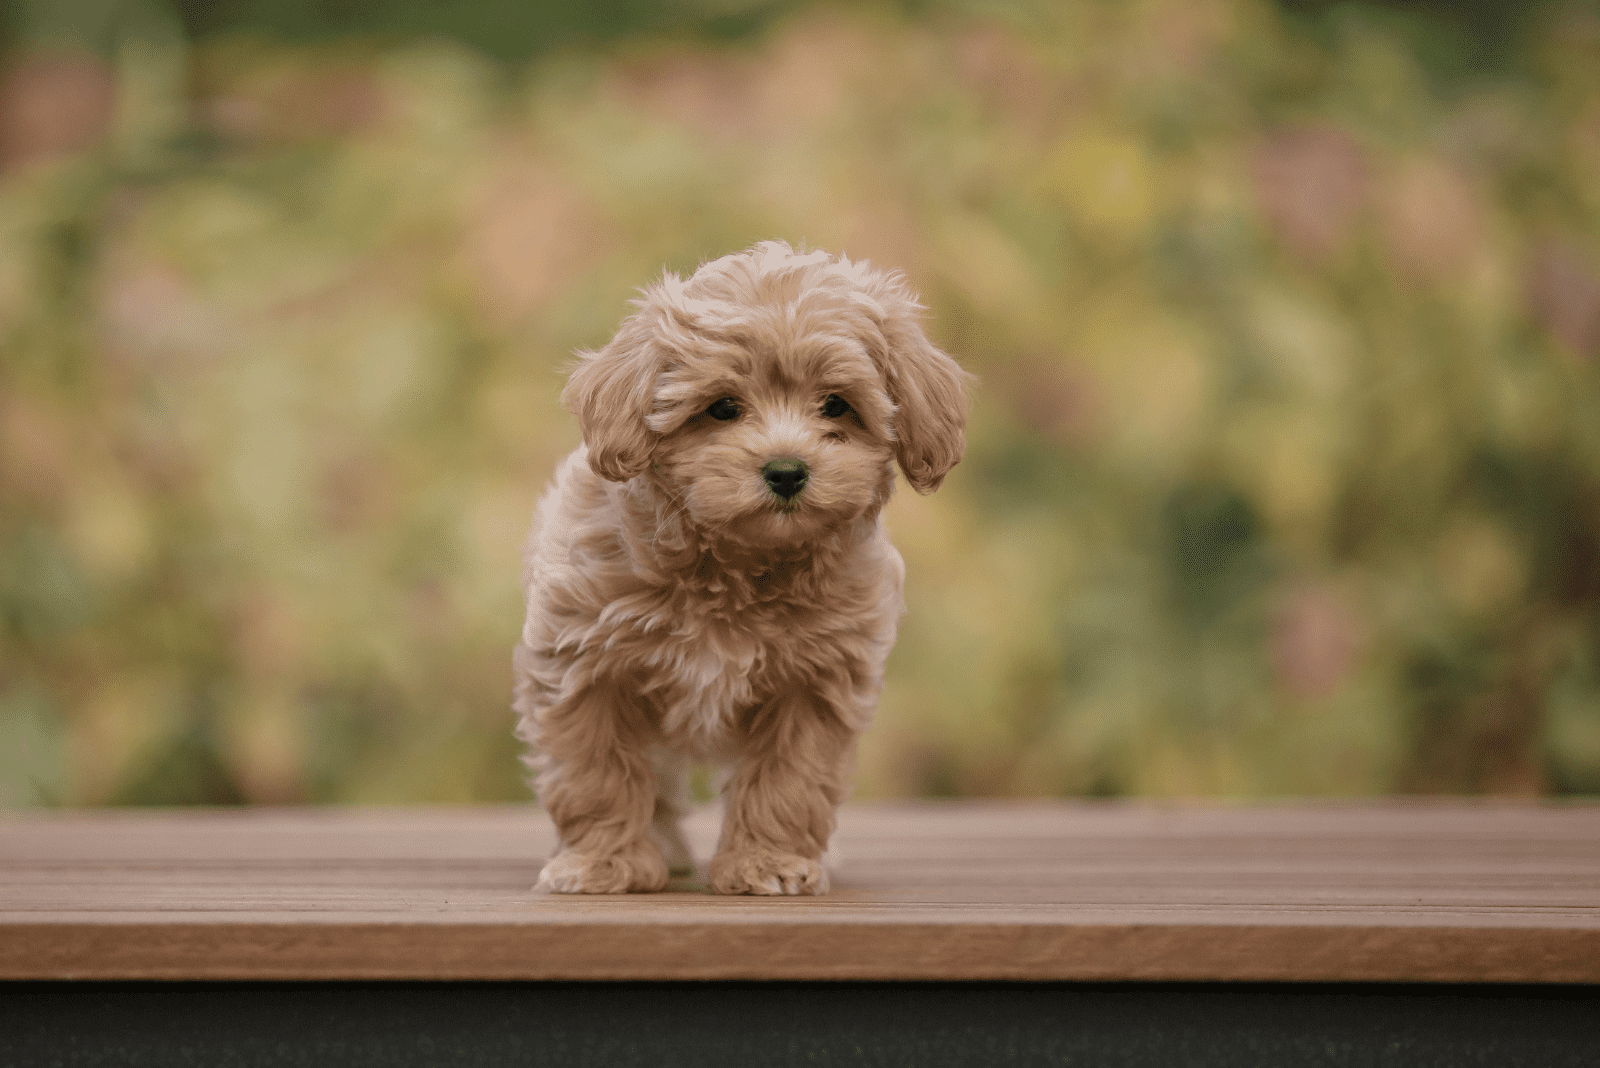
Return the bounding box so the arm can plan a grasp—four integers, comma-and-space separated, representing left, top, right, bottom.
513, 241, 969, 895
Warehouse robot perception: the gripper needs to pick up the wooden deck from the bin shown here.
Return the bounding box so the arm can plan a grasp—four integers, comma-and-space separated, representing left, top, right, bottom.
3, 801, 1597, 983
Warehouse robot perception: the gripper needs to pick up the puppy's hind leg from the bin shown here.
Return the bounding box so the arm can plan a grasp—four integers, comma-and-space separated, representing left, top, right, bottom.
647, 750, 695, 877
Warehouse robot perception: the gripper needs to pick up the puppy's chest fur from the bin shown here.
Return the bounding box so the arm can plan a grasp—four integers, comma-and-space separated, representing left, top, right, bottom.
521, 452, 907, 756
587, 557, 900, 752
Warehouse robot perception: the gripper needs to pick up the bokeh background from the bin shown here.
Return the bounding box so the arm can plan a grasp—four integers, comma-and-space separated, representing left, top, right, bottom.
2, 0, 1598, 807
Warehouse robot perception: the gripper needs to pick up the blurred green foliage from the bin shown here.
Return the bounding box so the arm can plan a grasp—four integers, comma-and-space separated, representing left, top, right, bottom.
1, 0, 1598, 806
4, 0, 791, 61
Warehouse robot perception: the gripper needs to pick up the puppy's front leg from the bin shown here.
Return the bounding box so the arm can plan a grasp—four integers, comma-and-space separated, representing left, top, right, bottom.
711, 689, 856, 896
532, 679, 668, 894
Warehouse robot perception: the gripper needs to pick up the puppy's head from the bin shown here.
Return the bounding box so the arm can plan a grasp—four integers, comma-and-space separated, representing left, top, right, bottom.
563, 241, 971, 547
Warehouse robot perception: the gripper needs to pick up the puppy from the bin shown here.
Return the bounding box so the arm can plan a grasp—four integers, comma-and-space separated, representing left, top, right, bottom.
513, 241, 969, 895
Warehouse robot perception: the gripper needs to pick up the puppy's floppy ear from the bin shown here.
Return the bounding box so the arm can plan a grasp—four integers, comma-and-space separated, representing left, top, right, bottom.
561, 313, 662, 482
862, 280, 972, 494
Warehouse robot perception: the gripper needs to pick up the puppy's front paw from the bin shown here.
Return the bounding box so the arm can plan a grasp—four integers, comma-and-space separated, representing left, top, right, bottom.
709, 848, 829, 896
536, 843, 668, 894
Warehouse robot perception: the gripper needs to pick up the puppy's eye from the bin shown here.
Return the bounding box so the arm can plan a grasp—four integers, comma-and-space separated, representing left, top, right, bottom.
706, 397, 740, 421
821, 394, 851, 419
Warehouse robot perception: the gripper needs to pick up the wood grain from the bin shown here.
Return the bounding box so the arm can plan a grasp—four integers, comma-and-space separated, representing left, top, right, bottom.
2, 801, 1597, 981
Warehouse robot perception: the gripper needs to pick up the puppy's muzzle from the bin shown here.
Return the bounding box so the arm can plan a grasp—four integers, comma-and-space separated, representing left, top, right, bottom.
761, 458, 808, 501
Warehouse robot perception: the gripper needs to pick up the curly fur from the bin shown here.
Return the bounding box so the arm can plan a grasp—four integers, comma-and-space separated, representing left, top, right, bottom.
513, 241, 970, 894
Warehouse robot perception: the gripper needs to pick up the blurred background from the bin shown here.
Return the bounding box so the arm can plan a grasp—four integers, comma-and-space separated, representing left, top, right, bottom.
1, 0, 1597, 807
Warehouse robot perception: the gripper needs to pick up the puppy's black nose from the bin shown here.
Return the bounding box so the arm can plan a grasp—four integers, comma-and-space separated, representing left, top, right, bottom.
762, 458, 809, 500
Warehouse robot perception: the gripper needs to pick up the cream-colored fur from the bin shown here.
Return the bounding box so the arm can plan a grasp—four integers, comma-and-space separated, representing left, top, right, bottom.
513, 241, 969, 894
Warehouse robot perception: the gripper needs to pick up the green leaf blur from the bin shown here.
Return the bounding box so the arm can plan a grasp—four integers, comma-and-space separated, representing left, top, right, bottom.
1, 0, 1598, 805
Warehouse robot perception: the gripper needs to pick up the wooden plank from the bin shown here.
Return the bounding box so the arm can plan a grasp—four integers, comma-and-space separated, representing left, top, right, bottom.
2, 801, 1597, 982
